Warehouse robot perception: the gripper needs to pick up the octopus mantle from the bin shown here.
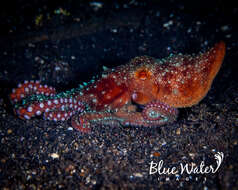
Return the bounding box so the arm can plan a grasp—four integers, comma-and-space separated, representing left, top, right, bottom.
10, 42, 226, 133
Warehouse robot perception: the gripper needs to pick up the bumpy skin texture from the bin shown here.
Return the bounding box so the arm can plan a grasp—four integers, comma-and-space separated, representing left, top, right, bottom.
10, 42, 225, 133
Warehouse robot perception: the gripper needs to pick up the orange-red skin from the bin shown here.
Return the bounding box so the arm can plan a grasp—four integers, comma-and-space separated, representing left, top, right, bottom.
81, 41, 225, 111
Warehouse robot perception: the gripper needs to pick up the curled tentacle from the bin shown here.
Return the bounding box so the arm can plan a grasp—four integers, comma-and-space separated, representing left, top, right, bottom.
71, 112, 123, 133
71, 102, 178, 133
10, 81, 85, 121
10, 80, 56, 103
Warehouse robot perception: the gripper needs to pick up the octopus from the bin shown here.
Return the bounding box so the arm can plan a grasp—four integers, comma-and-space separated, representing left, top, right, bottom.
10, 41, 226, 133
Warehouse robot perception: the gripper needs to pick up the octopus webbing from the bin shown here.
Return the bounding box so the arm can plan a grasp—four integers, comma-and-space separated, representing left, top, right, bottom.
10, 41, 226, 133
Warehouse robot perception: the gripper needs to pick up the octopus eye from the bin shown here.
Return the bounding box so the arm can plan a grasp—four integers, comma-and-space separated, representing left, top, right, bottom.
148, 110, 161, 119
142, 101, 178, 123
146, 108, 168, 122
135, 68, 151, 80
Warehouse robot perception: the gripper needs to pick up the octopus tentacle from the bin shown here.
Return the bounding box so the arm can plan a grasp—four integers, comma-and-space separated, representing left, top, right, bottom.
71, 112, 123, 133
114, 109, 174, 127
10, 80, 56, 103
10, 81, 85, 121
71, 102, 178, 133
44, 97, 85, 121
15, 96, 85, 120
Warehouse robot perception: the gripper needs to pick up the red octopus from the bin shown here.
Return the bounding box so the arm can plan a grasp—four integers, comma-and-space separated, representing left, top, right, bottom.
10, 42, 226, 133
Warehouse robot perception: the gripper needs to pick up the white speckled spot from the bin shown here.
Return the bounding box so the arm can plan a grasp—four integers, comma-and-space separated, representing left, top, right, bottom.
131, 92, 137, 100
47, 100, 52, 106
36, 110, 41, 115
24, 114, 30, 120
24, 87, 29, 92
39, 103, 44, 108
27, 106, 33, 112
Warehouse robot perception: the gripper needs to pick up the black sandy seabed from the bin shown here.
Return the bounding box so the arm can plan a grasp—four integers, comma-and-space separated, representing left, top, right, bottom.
0, 1, 238, 189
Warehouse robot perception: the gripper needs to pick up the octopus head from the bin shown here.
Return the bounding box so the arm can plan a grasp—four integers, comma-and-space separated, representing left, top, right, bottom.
130, 65, 158, 105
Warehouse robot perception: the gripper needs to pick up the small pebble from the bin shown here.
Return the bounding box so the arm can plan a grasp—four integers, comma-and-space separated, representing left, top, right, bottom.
221, 25, 229, 31
176, 128, 181, 135
163, 20, 173, 28
67, 127, 73, 131
50, 153, 59, 159
153, 152, 161, 157
111, 28, 118, 33
189, 153, 195, 159
133, 173, 143, 178
7, 129, 12, 134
